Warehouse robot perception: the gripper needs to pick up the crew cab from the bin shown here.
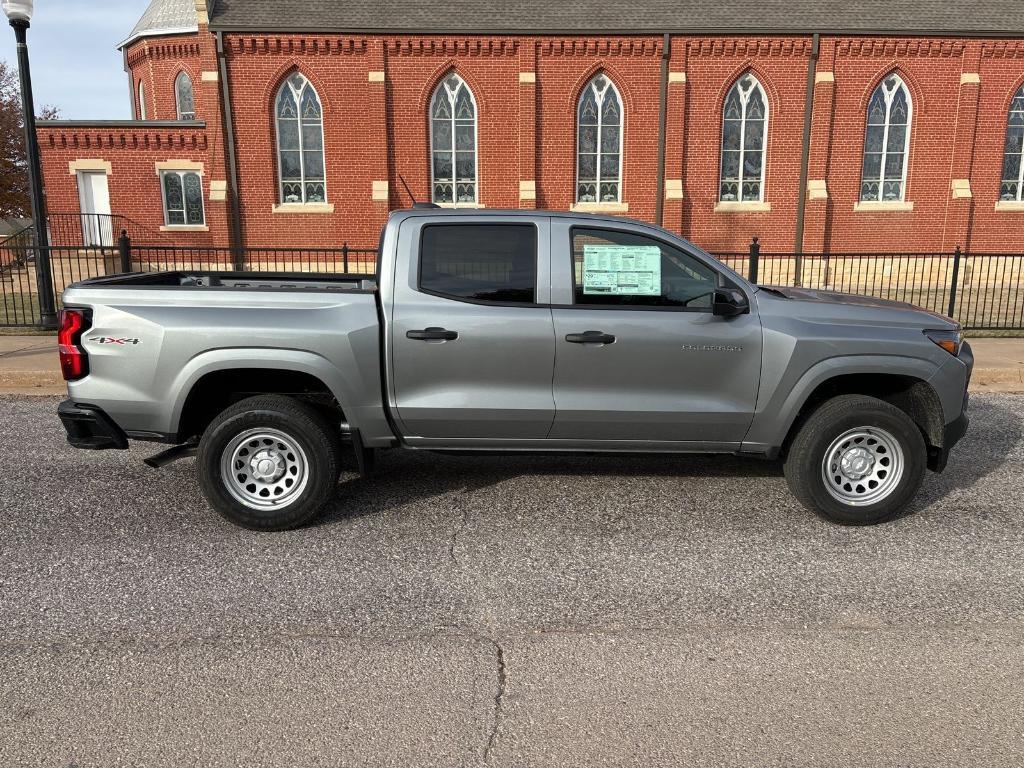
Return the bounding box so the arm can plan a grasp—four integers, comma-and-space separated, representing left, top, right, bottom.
57, 208, 972, 529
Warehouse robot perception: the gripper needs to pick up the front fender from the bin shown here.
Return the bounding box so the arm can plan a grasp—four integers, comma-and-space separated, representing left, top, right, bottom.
741, 354, 942, 452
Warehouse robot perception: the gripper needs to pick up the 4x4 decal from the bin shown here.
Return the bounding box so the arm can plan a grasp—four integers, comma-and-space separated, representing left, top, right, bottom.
88, 337, 142, 346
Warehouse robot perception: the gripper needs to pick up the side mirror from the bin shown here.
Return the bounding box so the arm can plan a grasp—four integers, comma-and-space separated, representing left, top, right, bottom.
712, 287, 749, 317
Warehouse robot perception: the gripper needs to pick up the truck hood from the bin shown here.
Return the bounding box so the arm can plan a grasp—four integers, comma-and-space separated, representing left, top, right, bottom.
760, 286, 958, 329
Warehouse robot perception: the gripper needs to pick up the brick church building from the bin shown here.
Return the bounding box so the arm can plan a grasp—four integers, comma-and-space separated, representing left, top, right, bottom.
36, 0, 1024, 254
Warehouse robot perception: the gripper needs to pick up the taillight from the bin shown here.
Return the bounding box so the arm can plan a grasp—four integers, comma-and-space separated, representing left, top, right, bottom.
58, 309, 90, 381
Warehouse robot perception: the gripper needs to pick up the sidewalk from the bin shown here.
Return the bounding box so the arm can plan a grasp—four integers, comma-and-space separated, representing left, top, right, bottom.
2, 334, 1022, 397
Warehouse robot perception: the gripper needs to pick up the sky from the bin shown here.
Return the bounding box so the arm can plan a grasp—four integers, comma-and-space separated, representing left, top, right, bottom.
0, 0, 147, 119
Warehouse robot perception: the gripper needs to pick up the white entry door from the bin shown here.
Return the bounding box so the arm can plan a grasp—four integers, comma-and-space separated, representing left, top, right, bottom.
77, 171, 112, 247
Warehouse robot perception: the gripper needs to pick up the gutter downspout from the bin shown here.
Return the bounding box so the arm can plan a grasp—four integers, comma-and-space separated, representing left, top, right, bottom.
654, 33, 670, 227
123, 48, 135, 119
793, 32, 820, 286
215, 31, 245, 269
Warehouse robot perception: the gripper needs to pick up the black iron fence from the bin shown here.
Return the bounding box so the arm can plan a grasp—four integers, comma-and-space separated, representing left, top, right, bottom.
720, 239, 1024, 330
0, 229, 378, 327
2, 222, 1023, 330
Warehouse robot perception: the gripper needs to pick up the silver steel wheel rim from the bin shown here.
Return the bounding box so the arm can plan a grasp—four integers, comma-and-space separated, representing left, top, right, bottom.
821, 426, 904, 507
220, 428, 310, 511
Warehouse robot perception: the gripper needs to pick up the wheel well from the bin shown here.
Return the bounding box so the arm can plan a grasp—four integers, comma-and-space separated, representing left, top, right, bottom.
786, 373, 944, 452
176, 368, 343, 442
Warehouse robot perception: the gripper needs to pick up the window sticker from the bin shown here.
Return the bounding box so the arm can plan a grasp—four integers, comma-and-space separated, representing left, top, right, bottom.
582, 245, 662, 295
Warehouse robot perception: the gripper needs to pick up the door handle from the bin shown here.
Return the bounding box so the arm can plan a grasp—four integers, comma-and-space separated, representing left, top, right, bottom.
407, 327, 459, 341
565, 331, 616, 345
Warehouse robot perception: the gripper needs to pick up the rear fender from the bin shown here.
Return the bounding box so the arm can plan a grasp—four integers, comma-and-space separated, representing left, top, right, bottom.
168, 349, 361, 437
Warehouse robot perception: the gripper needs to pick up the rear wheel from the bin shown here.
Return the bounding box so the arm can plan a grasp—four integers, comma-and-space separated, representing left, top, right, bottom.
784, 394, 927, 525
197, 395, 341, 531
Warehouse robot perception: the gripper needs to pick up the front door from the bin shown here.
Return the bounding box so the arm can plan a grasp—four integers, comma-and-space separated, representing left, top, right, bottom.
549, 222, 762, 445
389, 217, 555, 442
77, 171, 112, 247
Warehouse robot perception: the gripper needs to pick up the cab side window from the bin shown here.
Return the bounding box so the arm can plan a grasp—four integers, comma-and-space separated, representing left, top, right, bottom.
420, 224, 537, 305
571, 227, 717, 309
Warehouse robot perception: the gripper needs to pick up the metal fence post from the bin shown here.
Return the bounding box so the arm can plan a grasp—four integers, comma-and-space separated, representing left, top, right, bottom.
748, 237, 760, 284
947, 245, 962, 318
342, 242, 349, 273
118, 230, 132, 274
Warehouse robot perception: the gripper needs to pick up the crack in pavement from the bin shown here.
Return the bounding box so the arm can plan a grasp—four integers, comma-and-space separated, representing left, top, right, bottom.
482, 638, 506, 763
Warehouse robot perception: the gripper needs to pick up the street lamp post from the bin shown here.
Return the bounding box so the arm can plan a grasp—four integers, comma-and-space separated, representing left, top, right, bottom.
4, 0, 57, 329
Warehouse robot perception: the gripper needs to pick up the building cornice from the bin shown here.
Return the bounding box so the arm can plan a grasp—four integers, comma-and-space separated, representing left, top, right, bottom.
38, 120, 207, 129
37, 121, 209, 152
226, 36, 368, 55
209, 25, 1024, 40
835, 39, 966, 57
118, 26, 199, 50
126, 38, 203, 66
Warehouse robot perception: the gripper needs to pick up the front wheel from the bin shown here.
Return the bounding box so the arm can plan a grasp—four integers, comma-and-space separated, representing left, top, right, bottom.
197, 395, 341, 531
784, 394, 927, 525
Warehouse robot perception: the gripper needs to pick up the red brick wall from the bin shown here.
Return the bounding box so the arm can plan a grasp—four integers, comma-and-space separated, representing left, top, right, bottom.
961, 43, 1024, 252
680, 38, 814, 253
38, 123, 224, 248
36, 30, 1024, 255
38, 30, 233, 249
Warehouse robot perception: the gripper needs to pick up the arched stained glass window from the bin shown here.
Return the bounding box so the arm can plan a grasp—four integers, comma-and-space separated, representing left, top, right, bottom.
175, 72, 195, 121
138, 80, 147, 120
861, 74, 912, 202
161, 170, 205, 226
430, 74, 477, 205
275, 73, 326, 204
1000, 85, 1024, 202
576, 74, 622, 204
720, 74, 768, 202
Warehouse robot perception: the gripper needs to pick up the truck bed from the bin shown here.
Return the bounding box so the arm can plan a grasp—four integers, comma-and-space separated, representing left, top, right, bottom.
71, 270, 378, 293
61, 270, 390, 445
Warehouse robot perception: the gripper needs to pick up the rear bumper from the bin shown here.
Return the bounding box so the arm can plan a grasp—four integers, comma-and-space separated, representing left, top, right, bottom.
58, 400, 129, 450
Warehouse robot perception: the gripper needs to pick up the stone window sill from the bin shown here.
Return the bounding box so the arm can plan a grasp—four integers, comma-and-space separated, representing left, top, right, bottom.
570, 202, 629, 214
994, 200, 1024, 212
160, 225, 209, 232
436, 202, 486, 209
272, 203, 335, 214
714, 201, 771, 213
853, 200, 914, 212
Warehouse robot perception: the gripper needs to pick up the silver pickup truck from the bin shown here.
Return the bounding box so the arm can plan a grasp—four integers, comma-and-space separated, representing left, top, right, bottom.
57, 208, 972, 529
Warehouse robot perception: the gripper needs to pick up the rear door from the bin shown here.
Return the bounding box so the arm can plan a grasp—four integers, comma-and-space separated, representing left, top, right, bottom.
548, 220, 762, 445
388, 216, 555, 442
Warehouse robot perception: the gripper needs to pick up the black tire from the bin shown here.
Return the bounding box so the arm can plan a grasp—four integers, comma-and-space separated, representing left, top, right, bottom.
783, 394, 927, 525
197, 395, 341, 531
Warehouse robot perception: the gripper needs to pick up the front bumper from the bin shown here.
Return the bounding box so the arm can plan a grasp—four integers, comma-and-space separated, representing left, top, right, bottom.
58, 400, 129, 450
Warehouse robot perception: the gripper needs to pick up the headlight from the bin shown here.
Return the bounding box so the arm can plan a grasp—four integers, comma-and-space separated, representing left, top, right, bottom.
924, 329, 963, 356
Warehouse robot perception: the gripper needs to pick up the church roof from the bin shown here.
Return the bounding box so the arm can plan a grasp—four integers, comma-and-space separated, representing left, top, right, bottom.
207, 0, 1024, 36
120, 0, 198, 48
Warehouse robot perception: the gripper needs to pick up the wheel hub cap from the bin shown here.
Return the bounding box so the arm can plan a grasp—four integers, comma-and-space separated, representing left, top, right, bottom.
220, 428, 310, 511
839, 446, 875, 480
821, 426, 905, 507
250, 449, 285, 482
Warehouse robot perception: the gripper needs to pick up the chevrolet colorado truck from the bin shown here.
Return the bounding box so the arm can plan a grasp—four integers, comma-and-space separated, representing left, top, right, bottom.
57, 208, 972, 530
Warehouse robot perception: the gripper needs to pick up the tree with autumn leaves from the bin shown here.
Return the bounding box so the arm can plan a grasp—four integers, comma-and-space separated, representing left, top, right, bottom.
1, 59, 58, 220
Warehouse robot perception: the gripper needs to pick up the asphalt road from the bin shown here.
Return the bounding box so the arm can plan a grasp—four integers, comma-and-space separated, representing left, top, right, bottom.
1, 394, 1022, 767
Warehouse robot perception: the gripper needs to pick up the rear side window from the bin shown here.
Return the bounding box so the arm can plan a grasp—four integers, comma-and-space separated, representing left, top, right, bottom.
419, 224, 537, 304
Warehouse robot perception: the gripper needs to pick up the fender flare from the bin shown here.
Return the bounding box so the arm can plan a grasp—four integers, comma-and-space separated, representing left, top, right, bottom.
167, 348, 364, 436
744, 354, 942, 450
